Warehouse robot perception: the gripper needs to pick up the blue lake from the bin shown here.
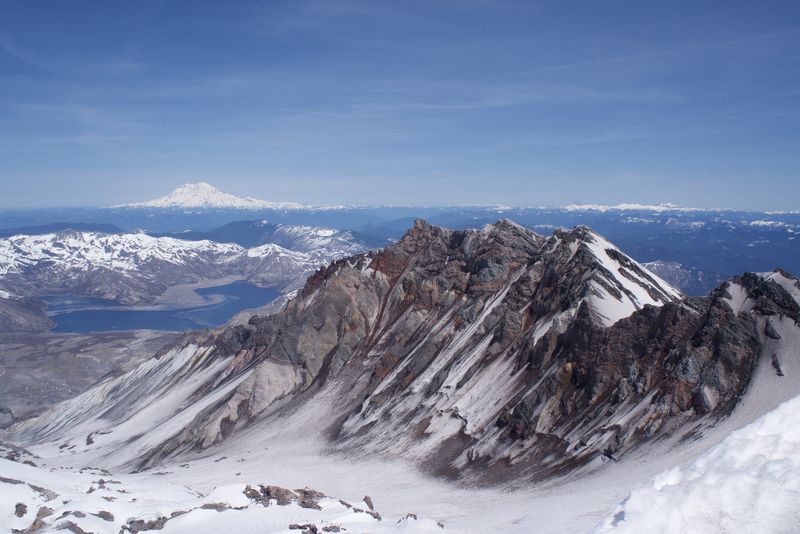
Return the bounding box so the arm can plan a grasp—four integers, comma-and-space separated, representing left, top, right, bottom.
44, 281, 280, 333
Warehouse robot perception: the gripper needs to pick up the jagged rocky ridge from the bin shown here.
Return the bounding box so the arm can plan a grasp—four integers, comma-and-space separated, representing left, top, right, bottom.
11, 220, 800, 483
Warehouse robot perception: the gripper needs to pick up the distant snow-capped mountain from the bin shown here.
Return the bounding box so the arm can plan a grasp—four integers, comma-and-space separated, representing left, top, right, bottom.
214, 221, 376, 256
115, 182, 308, 210
643, 260, 727, 295
563, 202, 713, 212
0, 231, 242, 277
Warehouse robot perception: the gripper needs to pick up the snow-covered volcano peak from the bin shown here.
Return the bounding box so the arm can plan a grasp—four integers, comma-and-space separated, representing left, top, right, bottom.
115, 182, 307, 210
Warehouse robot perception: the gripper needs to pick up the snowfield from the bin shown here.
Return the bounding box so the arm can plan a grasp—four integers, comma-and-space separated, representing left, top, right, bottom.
596, 393, 800, 534
0, 455, 444, 534
5, 389, 800, 533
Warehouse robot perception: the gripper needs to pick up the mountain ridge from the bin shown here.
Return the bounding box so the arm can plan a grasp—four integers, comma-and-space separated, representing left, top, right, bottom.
10, 219, 799, 486
6, 218, 800, 533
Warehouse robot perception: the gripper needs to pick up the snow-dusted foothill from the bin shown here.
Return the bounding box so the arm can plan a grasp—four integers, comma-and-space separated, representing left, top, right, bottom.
0, 231, 243, 277
0, 226, 368, 304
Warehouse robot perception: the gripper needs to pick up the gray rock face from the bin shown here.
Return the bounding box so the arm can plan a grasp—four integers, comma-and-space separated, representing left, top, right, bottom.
0, 330, 179, 420
0, 407, 13, 429
11, 220, 800, 483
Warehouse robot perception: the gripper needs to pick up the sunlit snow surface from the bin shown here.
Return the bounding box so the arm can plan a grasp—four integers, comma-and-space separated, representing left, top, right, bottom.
0, 457, 444, 533
6, 390, 800, 533
596, 393, 800, 534
0, 232, 238, 275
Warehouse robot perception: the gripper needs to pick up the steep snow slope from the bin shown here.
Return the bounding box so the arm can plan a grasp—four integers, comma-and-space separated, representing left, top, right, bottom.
549, 226, 680, 325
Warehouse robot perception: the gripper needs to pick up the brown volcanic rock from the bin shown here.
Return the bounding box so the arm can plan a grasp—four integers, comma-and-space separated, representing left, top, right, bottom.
236, 220, 793, 478
183, 220, 733, 475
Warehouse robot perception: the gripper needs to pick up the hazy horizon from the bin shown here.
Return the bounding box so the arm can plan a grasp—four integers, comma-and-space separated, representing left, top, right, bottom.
2, 1, 799, 210
1, 180, 797, 212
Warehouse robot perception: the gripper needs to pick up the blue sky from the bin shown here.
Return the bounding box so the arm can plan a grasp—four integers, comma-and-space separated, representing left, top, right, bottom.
1, 0, 799, 209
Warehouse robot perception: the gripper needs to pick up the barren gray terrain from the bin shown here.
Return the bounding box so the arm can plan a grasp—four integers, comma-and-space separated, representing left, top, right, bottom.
0, 330, 178, 425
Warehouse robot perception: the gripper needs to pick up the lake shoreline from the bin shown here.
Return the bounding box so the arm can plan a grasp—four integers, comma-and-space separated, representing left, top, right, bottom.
43, 281, 281, 334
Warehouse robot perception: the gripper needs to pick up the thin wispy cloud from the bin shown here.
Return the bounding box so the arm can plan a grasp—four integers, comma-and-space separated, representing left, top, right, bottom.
0, 34, 53, 73
487, 27, 800, 81
1, 1, 799, 209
